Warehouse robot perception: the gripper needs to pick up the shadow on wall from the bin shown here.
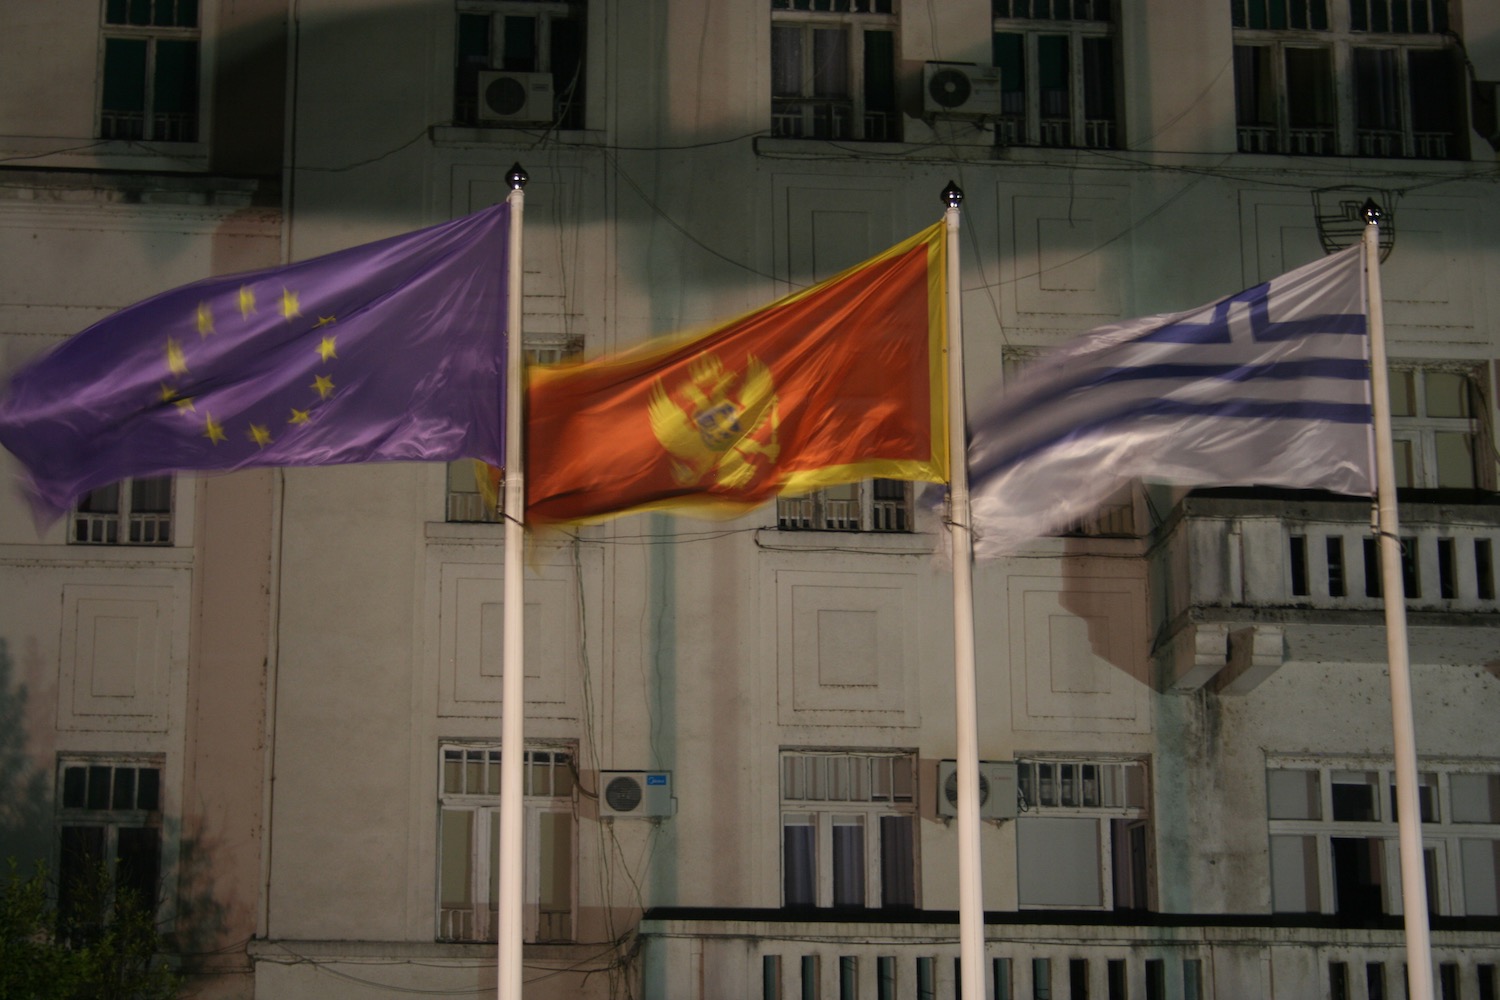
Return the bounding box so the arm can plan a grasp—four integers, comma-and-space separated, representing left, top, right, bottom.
0, 638, 52, 868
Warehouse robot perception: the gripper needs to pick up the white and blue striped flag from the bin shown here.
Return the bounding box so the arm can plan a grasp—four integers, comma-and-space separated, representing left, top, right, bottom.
967, 244, 1373, 557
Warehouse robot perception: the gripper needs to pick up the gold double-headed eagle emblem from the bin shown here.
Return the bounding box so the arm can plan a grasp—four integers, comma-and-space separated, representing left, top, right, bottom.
648, 353, 781, 490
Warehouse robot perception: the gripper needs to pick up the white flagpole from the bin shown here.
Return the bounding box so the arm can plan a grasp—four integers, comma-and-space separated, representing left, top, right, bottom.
943, 182, 986, 1000
1363, 202, 1435, 1000
498, 165, 528, 1000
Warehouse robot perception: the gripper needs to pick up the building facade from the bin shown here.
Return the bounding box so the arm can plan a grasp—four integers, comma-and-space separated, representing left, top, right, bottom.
2, 2, 1498, 999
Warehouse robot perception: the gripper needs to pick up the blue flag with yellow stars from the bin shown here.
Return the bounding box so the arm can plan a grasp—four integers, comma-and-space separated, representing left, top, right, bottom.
0, 203, 510, 520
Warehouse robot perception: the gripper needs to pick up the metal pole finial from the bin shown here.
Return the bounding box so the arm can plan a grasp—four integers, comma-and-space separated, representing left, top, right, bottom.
942, 181, 964, 209
1362, 198, 1382, 226
507, 163, 529, 190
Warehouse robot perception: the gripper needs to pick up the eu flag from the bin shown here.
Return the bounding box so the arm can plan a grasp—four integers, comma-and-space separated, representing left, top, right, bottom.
0, 204, 510, 519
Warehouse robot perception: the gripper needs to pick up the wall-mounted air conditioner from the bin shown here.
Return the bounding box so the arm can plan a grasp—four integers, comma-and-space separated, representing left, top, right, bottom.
923, 63, 1002, 117
599, 771, 674, 818
477, 70, 554, 124
938, 760, 1019, 820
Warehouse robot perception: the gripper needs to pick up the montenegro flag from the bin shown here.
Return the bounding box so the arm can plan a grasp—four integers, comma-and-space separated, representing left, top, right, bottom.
525, 221, 949, 525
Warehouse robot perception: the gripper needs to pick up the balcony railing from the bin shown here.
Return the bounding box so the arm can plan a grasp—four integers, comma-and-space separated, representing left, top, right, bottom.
1159, 497, 1500, 617
640, 914, 1500, 999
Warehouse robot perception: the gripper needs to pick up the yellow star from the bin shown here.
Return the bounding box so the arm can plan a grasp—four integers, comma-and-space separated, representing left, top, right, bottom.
165, 337, 188, 376
315, 315, 337, 327
311, 374, 335, 400
196, 302, 215, 336
159, 383, 179, 403
281, 287, 302, 321
317, 335, 337, 362
288, 407, 311, 425
248, 424, 273, 448
203, 413, 226, 445
175, 397, 196, 412
238, 285, 257, 318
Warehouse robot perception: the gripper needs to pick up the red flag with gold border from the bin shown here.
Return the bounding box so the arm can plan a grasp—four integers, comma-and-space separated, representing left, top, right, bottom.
526, 221, 948, 525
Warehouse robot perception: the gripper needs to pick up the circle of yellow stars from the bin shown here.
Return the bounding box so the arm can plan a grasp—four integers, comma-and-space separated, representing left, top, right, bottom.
157, 283, 342, 451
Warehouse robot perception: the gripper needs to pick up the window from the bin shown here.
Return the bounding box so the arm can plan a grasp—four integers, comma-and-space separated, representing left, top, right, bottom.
56, 756, 164, 930
71, 476, 173, 545
992, 0, 1117, 148
446, 339, 580, 523
99, 0, 199, 142
1268, 762, 1500, 917
1388, 364, 1491, 491
1015, 756, 1150, 910
437, 744, 575, 943
771, 0, 898, 142
780, 751, 917, 909
1231, 0, 1464, 159
455, 1, 586, 129
776, 478, 913, 532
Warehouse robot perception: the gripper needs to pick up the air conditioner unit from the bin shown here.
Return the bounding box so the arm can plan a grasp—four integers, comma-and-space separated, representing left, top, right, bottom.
599, 771, 674, 819
923, 63, 1002, 117
477, 70, 554, 124
938, 760, 1019, 820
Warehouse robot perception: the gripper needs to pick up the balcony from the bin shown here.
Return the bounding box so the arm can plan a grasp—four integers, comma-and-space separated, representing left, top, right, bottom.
639, 911, 1500, 999
1154, 495, 1500, 693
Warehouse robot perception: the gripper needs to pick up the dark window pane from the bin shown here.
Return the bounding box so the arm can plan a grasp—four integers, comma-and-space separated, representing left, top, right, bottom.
102, 38, 148, 139
1332, 779, 1376, 821
77, 483, 121, 514
1311, 0, 1328, 28
994, 31, 1026, 106
1354, 47, 1402, 131
832, 822, 865, 906
137, 767, 160, 811
1408, 47, 1455, 135
87, 766, 112, 810
63, 766, 87, 808
107, 0, 129, 24
880, 814, 915, 907
784, 824, 815, 906
550, 15, 585, 128
812, 27, 849, 98
128, 0, 151, 26
1270, 0, 1288, 29
154, 39, 199, 140
1433, 0, 1448, 32
1248, 0, 1268, 29
1082, 35, 1114, 122
864, 30, 895, 113
1039, 34, 1069, 115
58, 825, 106, 929
112, 768, 137, 810
116, 826, 162, 908
772, 26, 803, 97
131, 476, 172, 514
1285, 46, 1334, 128
1352, 0, 1369, 31
179, 0, 198, 28
1372, 0, 1390, 32
1235, 46, 1275, 128
1331, 836, 1386, 915
458, 13, 491, 70
502, 15, 538, 72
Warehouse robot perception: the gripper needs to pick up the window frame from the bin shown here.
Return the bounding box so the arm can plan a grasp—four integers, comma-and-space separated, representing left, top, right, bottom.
436, 742, 578, 944
1386, 362, 1493, 492
70, 475, 175, 546
991, 6, 1118, 149
1267, 759, 1500, 918
1231, 0, 1464, 159
1014, 755, 1152, 911
779, 750, 919, 910
454, 0, 588, 130
770, 2, 899, 142
775, 478, 914, 533
97, 0, 202, 144
55, 754, 167, 927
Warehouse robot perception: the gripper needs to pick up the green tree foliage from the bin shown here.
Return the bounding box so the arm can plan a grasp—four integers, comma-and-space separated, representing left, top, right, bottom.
0, 858, 180, 1000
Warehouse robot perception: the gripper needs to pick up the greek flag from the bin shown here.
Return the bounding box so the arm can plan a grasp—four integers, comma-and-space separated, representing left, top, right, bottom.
967, 244, 1373, 557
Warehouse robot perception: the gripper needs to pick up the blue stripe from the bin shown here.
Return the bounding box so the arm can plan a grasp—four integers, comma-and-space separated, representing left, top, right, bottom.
1083, 358, 1369, 388
972, 397, 1373, 483
1137, 285, 1367, 344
